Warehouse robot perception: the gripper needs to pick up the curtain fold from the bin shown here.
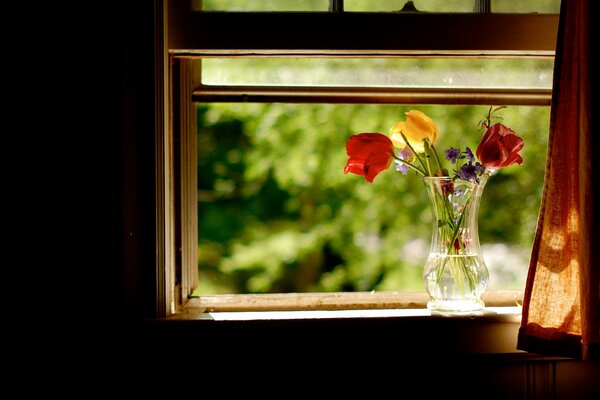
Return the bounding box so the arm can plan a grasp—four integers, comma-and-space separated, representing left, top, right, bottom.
517, 0, 598, 360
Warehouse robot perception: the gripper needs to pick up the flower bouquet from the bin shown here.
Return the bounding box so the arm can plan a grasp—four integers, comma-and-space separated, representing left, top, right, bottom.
343, 107, 524, 311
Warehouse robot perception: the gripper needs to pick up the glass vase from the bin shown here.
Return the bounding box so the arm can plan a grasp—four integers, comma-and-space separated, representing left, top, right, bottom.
422, 175, 490, 312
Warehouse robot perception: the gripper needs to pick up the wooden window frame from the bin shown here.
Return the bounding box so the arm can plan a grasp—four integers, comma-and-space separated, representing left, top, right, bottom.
160, 0, 558, 316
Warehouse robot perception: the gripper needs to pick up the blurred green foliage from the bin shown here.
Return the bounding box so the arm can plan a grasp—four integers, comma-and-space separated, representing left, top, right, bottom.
196, 104, 549, 294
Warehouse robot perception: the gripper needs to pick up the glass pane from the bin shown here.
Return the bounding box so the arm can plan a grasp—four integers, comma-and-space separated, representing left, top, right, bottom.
345, 0, 476, 12
195, 0, 560, 13
195, 103, 548, 295
196, 0, 330, 12
492, 0, 560, 13
345, 0, 560, 13
201, 58, 554, 89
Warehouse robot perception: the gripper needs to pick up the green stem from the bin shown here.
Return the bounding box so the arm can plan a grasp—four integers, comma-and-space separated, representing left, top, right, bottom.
423, 140, 434, 176
448, 206, 467, 252
393, 157, 428, 176
430, 143, 446, 176
400, 132, 430, 175
436, 198, 470, 285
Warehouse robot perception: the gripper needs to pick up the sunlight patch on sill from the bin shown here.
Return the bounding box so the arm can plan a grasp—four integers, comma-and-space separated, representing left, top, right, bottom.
196, 306, 522, 321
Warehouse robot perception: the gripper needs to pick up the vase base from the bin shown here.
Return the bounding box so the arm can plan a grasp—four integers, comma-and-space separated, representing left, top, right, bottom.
427, 298, 485, 313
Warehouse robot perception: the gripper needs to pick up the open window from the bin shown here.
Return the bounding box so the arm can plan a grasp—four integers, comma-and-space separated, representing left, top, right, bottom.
162, 0, 559, 315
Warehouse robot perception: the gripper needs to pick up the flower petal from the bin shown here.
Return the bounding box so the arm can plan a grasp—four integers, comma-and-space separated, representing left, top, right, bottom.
389, 122, 408, 148
344, 133, 395, 183
406, 110, 439, 145
389, 110, 439, 153
476, 123, 524, 169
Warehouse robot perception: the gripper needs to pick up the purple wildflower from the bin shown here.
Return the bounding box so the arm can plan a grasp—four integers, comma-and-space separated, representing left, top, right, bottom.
465, 147, 475, 163
394, 148, 413, 175
474, 162, 485, 174
458, 163, 479, 182
399, 147, 413, 160
445, 147, 460, 164
395, 161, 409, 175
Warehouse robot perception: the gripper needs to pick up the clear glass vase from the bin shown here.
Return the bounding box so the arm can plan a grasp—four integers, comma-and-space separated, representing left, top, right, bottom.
422, 175, 490, 312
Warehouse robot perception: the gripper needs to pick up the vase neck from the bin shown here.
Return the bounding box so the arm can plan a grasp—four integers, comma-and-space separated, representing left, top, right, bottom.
422, 176, 488, 255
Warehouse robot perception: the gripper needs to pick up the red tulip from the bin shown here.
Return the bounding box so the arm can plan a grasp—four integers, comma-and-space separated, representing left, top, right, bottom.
475, 123, 524, 169
344, 133, 395, 183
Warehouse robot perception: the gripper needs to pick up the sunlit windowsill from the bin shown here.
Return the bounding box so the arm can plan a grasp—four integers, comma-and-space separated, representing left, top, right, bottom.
173, 290, 523, 326
179, 289, 523, 315
175, 305, 522, 321
161, 292, 524, 355
140, 290, 549, 356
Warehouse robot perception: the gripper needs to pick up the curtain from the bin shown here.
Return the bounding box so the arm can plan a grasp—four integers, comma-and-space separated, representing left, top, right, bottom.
517, 0, 599, 360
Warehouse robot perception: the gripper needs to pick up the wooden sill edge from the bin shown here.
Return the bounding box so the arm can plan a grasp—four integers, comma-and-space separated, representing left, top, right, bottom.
177, 289, 523, 319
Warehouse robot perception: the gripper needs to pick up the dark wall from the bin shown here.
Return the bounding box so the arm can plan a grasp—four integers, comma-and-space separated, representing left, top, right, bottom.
107, 0, 159, 322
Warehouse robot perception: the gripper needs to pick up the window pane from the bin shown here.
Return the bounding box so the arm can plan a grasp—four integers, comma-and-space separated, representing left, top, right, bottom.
194, 0, 560, 13
195, 104, 548, 295
492, 0, 560, 13
344, 0, 560, 13
345, 0, 476, 12
196, 0, 330, 11
201, 58, 554, 89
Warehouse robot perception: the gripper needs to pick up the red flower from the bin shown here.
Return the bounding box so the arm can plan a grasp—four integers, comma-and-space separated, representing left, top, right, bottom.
475, 123, 524, 169
344, 133, 395, 183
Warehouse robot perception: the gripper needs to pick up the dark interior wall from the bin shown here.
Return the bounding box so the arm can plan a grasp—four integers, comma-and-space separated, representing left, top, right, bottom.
107, 0, 159, 322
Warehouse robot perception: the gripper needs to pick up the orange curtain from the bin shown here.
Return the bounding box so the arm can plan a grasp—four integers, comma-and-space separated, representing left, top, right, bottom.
517, 0, 599, 360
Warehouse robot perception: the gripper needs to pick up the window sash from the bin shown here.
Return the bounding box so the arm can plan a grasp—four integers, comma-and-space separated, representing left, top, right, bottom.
168, 9, 557, 106
168, 11, 557, 55
167, 2, 558, 312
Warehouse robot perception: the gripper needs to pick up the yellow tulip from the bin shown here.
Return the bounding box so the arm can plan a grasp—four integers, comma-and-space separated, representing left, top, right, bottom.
389, 110, 439, 153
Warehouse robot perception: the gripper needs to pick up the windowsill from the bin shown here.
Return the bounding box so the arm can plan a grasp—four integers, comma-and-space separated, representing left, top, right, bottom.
148, 290, 528, 356
173, 305, 522, 322
181, 289, 523, 313
130, 301, 571, 365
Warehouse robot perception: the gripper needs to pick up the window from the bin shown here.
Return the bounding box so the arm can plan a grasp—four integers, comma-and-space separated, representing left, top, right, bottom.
165, 0, 558, 314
